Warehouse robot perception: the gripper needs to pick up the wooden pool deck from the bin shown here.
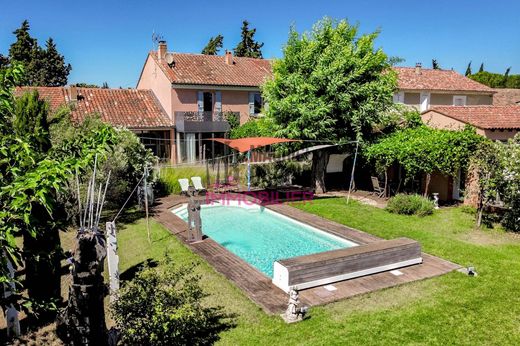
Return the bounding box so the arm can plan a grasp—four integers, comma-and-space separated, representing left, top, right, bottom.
153, 194, 460, 314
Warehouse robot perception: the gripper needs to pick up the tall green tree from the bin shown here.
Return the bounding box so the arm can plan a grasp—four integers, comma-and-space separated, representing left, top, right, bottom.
465, 61, 472, 76
234, 20, 264, 58
202, 34, 224, 55
263, 18, 397, 193
432, 59, 440, 69
8, 20, 71, 86
479, 63, 484, 73
39, 38, 71, 86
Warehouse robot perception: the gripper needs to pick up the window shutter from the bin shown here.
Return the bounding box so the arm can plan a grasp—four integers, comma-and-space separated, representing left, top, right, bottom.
248, 92, 255, 115
197, 91, 204, 113
215, 91, 222, 113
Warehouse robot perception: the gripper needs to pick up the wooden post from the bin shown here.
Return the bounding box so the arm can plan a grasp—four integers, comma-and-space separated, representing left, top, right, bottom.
106, 222, 120, 303
187, 198, 203, 242
169, 129, 177, 164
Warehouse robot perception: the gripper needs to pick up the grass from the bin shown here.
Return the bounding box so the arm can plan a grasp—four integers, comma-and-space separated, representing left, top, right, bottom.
110, 198, 520, 345
10, 198, 518, 344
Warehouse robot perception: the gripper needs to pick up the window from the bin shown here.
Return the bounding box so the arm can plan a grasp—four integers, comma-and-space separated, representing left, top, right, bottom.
249, 92, 263, 115
203, 92, 213, 112
393, 91, 404, 104
453, 95, 467, 106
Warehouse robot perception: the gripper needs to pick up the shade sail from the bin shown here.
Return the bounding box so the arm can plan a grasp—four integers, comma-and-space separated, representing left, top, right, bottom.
208, 137, 299, 153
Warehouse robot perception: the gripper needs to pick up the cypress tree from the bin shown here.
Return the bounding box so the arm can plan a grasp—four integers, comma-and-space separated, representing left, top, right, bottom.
465, 61, 472, 76
234, 20, 264, 58
432, 59, 440, 70
8, 20, 71, 86
201, 34, 224, 55
40, 38, 72, 86
479, 63, 484, 73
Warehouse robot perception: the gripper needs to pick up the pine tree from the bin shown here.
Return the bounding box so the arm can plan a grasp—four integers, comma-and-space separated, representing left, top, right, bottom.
479, 63, 484, 73
234, 20, 264, 58
465, 61, 472, 76
432, 59, 440, 69
201, 35, 224, 55
40, 38, 71, 86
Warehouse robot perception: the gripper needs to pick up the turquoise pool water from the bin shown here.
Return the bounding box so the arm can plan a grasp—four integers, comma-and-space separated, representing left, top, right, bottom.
172, 203, 356, 277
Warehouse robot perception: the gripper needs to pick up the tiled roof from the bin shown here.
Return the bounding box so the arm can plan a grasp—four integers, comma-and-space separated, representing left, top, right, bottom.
16, 87, 171, 129
16, 86, 67, 110
150, 52, 273, 87
425, 105, 520, 129
493, 88, 520, 106
394, 67, 494, 93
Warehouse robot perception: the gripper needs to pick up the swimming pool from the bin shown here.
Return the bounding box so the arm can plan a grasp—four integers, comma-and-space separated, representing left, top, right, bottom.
171, 202, 357, 277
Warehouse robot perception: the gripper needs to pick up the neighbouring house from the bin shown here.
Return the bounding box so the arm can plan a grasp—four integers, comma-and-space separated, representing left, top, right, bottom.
493, 88, 520, 106
16, 86, 173, 160
136, 41, 272, 163
393, 64, 495, 111
421, 105, 520, 141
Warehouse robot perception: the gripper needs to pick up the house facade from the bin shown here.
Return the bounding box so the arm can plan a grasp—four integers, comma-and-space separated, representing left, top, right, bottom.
393, 64, 495, 111
136, 41, 272, 164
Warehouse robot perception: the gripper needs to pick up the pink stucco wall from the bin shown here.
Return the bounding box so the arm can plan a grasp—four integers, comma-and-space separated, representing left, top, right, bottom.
137, 55, 173, 119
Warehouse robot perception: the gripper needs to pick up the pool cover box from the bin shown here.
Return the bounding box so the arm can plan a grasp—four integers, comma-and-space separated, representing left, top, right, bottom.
272, 237, 422, 292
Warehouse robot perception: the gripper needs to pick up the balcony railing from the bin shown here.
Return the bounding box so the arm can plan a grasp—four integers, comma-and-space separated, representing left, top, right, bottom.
174, 111, 234, 133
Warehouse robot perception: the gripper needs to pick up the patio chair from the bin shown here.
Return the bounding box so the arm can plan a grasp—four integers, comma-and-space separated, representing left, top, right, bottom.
371, 176, 385, 198
178, 178, 191, 196
191, 176, 207, 195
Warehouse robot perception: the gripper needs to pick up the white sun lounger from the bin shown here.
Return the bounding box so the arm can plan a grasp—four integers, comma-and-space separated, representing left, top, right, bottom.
191, 176, 207, 195
178, 178, 191, 196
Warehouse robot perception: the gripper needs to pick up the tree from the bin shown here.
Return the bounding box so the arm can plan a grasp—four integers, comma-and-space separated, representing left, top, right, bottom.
202, 34, 224, 55
479, 63, 484, 73
7, 20, 71, 86
432, 59, 440, 69
111, 259, 233, 345
39, 38, 71, 86
8, 20, 37, 66
0, 54, 9, 68
263, 18, 397, 193
465, 61, 472, 76
234, 20, 264, 58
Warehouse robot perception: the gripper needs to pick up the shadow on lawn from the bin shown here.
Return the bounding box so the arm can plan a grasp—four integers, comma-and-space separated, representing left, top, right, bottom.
119, 259, 158, 282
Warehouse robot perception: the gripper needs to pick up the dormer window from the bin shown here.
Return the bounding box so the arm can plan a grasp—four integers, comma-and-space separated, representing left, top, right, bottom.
453, 95, 467, 106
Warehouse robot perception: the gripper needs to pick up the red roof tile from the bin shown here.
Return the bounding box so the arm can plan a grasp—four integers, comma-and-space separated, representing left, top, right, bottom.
150, 52, 273, 87
493, 88, 520, 106
425, 105, 520, 129
16, 87, 171, 129
394, 67, 494, 93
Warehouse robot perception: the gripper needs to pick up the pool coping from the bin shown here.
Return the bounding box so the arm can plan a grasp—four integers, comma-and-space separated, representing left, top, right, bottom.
153, 193, 461, 314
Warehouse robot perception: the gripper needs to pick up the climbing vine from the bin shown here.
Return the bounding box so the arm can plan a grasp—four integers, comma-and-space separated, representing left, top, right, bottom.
364, 125, 485, 195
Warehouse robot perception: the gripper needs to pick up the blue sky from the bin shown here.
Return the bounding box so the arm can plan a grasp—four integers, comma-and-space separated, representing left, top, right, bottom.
1, 0, 519, 87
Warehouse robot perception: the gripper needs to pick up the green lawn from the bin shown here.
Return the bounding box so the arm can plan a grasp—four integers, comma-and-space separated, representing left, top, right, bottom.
115, 199, 520, 345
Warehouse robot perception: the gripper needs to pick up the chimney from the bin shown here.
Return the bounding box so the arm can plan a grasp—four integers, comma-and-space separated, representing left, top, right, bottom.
415, 62, 422, 75
225, 50, 233, 65
158, 40, 167, 61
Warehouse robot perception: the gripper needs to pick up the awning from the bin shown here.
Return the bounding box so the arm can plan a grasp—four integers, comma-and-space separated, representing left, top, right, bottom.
208, 137, 299, 153
247, 144, 339, 165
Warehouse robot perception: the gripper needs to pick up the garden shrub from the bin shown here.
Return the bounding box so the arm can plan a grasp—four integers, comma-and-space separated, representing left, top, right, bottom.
111, 259, 233, 346
386, 194, 434, 216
